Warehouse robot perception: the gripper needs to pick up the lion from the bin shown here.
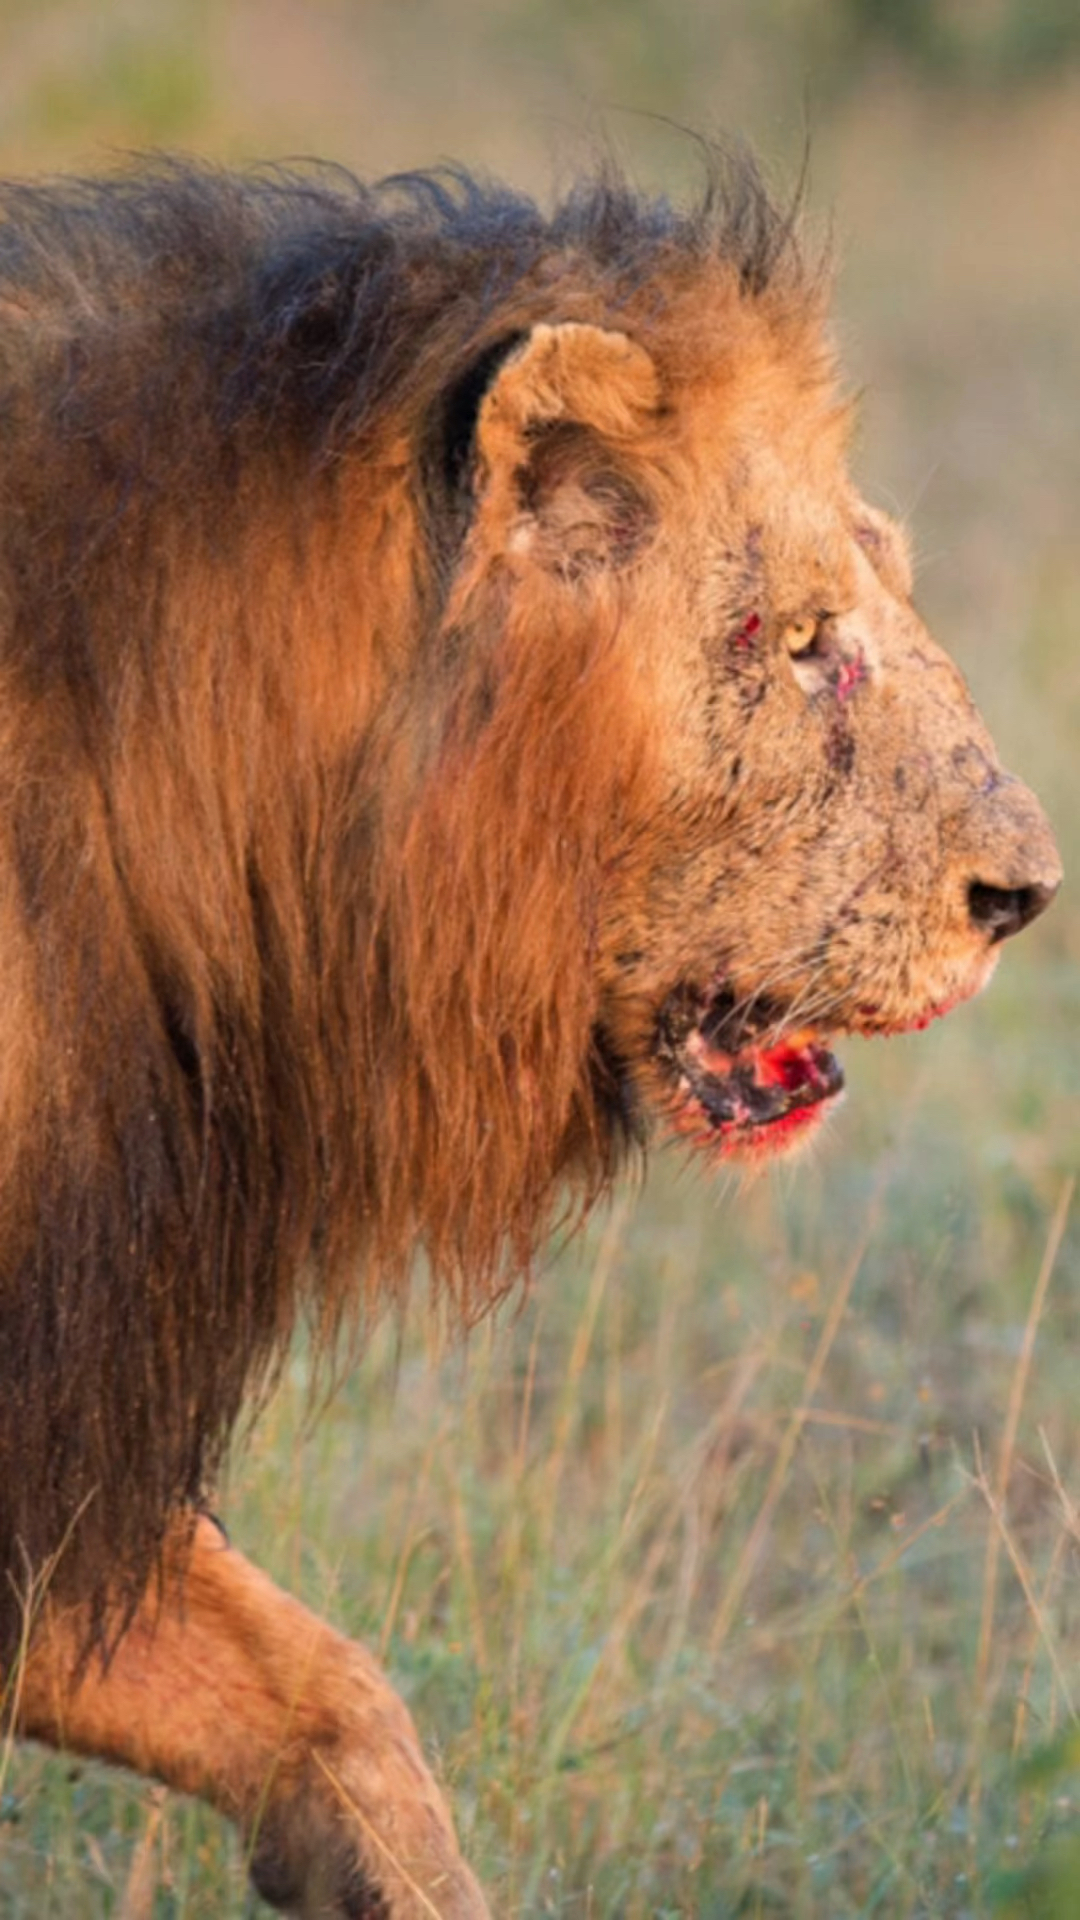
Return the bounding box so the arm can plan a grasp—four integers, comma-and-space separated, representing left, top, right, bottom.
0, 152, 1060, 1917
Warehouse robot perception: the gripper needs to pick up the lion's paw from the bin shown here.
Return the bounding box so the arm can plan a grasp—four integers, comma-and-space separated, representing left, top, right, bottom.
243, 1645, 490, 1920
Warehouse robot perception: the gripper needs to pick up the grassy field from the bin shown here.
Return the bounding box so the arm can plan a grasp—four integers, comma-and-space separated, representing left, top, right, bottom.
0, 4, 1078, 1915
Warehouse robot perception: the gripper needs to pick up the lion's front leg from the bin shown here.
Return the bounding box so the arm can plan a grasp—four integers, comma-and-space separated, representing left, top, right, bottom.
14, 1516, 489, 1920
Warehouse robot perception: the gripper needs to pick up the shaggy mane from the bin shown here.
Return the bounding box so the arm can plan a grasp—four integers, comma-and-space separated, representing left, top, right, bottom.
0, 150, 819, 1664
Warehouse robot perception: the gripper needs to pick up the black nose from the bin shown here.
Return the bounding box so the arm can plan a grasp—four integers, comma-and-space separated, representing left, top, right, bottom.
968, 878, 1060, 944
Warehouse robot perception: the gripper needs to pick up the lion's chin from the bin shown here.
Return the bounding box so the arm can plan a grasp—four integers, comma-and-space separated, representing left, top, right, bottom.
664, 1027, 845, 1162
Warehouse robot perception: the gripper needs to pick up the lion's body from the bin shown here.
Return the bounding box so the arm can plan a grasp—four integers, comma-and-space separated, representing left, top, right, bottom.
0, 157, 1059, 1917
0, 164, 634, 1668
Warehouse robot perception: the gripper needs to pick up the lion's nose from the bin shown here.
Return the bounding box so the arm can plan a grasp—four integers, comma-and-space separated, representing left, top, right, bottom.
961, 769, 1062, 944
968, 876, 1061, 944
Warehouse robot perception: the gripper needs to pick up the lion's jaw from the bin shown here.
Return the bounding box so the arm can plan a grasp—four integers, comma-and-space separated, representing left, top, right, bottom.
644, 945, 1004, 1165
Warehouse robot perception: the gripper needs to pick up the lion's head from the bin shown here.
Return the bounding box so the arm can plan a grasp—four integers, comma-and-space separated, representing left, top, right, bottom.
428, 283, 1060, 1181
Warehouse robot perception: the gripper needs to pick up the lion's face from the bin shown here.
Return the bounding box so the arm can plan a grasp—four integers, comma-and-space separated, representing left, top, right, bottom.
595, 357, 1061, 1159
464, 314, 1061, 1165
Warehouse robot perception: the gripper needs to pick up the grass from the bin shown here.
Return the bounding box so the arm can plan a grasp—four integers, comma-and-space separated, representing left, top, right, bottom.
3, 1039, 1078, 1916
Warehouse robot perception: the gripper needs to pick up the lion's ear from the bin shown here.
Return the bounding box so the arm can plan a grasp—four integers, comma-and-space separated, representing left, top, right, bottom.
479, 322, 660, 441
474, 322, 660, 577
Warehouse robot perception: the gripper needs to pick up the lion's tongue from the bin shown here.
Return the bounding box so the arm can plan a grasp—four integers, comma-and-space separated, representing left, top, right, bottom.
685, 1032, 844, 1132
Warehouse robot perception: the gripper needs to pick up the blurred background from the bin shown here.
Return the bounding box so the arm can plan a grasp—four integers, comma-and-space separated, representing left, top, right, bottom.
0, 3, 1078, 1915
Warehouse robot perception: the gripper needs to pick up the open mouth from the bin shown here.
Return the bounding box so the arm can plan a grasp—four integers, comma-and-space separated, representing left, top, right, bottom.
654, 983, 845, 1157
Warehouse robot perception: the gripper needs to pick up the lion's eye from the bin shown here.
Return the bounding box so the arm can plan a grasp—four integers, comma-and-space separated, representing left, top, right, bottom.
782, 614, 826, 659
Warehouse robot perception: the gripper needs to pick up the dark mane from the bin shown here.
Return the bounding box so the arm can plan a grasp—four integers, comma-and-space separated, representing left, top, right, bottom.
0, 149, 809, 446
0, 151, 816, 1670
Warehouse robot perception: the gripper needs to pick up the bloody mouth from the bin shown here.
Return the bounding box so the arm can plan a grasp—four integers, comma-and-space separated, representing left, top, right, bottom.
655, 984, 845, 1157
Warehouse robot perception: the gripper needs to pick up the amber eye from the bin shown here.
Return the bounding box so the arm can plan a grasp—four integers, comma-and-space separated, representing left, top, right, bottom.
783, 614, 823, 658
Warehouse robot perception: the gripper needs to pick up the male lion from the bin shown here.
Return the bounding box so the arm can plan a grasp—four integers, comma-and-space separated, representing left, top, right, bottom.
0, 154, 1060, 1917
